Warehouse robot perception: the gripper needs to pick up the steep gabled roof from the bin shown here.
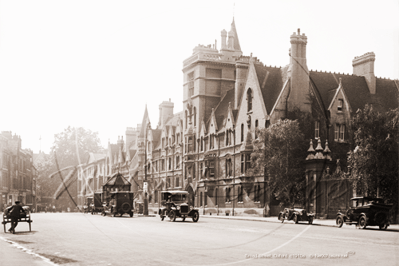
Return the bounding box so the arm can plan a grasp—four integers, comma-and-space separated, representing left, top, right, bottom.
374, 78, 398, 112
231, 18, 241, 52
254, 64, 284, 114
139, 105, 150, 138
213, 89, 235, 132
310, 71, 372, 113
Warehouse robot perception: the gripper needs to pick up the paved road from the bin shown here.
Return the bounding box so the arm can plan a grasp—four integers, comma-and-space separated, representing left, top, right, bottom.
0, 213, 398, 266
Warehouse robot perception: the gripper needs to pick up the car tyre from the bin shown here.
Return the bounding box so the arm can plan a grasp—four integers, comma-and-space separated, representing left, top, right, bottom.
169, 210, 176, 222
192, 211, 199, 223
358, 216, 367, 229
379, 223, 388, 230
293, 214, 298, 224
336, 217, 344, 228
278, 213, 284, 222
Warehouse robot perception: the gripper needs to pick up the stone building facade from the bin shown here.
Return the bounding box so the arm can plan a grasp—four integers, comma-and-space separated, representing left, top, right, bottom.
69, 19, 398, 217
0, 131, 36, 211
128, 19, 398, 217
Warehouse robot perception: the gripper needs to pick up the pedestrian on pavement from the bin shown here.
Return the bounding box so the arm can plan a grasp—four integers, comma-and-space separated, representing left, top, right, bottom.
8, 201, 25, 234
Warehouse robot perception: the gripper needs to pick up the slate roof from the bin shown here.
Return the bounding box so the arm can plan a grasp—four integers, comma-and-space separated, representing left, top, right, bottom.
104, 173, 131, 186
213, 89, 235, 132
374, 78, 398, 112
255, 64, 284, 114
309, 71, 398, 113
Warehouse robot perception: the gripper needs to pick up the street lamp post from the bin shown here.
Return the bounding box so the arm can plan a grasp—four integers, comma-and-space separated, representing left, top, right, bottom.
143, 122, 151, 216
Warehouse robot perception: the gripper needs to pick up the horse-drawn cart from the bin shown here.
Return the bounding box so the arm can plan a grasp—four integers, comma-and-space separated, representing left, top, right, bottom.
2, 206, 33, 233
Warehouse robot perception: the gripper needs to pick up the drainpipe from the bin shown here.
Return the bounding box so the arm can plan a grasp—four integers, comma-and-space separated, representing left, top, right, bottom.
233, 129, 236, 216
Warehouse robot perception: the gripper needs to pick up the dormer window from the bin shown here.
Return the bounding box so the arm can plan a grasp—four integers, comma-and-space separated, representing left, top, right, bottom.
338, 99, 343, 111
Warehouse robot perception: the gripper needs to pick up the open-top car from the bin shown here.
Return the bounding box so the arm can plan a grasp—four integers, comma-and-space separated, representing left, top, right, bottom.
336, 197, 392, 230
159, 190, 199, 222
278, 207, 314, 224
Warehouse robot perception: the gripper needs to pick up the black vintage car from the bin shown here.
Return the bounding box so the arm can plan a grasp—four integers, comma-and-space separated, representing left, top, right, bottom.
278, 207, 314, 224
336, 197, 392, 230
159, 191, 199, 222
102, 191, 134, 217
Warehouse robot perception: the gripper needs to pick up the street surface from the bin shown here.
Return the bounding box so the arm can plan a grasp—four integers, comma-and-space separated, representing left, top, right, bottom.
0, 212, 398, 266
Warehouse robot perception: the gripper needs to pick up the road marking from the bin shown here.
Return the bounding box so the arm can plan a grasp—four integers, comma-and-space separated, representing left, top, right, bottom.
0, 236, 57, 266
154, 224, 312, 266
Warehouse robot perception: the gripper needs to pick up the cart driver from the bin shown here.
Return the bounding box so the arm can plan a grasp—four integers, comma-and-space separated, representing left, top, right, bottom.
8, 201, 25, 234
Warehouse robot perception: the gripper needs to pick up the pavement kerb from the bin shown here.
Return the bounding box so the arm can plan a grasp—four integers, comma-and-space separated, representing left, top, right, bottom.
200, 215, 399, 230
200, 215, 332, 228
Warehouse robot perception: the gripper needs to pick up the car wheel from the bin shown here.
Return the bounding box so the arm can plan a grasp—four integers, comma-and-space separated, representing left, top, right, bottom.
379, 223, 388, 230
192, 211, 199, 223
358, 216, 367, 229
308, 217, 313, 225
293, 214, 298, 224
336, 217, 344, 228
169, 210, 176, 222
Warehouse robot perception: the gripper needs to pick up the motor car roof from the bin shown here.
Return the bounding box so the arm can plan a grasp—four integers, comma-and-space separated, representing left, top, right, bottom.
160, 190, 189, 195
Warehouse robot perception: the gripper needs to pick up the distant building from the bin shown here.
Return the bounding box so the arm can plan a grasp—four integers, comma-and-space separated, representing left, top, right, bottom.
0, 131, 36, 210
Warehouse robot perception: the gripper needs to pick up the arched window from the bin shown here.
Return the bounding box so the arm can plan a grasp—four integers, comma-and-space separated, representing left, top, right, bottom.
201, 136, 204, 151
247, 88, 252, 112
185, 110, 188, 129
192, 163, 196, 180
238, 186, 243, 202
215, 188, 218, 206
265, 120, 270, 128
193, 107, 196, 127
255, 120, 258, 139
241, 124, 244, 142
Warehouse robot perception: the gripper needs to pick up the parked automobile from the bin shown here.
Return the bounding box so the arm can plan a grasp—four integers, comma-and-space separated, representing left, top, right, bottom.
102, 191, 134, 217
158, 190, 199, 222
278, 207, 314, 224
336, 197, 392, 230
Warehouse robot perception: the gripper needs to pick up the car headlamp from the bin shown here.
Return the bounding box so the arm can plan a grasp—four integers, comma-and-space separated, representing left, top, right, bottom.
177, 206, 180, 210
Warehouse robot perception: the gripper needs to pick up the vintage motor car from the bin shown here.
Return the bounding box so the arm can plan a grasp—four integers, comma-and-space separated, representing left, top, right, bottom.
89, 192, 103, 214
278, 207, 314, 224
158, 190, 199, 222
336, 197, 392, 230
102, 191, 134, 217
2, 205, 33, 233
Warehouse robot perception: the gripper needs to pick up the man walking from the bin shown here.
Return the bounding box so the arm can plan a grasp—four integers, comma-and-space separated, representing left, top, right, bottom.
8, 201, 25, 234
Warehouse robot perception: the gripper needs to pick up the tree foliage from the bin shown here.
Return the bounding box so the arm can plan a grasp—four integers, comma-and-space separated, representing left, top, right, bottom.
36, 127, 104, 208
252, 119, 308, 207
347, 105, 398, 204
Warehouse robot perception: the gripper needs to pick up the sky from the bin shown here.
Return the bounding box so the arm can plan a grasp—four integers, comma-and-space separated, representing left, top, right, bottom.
0, 0, 398, 154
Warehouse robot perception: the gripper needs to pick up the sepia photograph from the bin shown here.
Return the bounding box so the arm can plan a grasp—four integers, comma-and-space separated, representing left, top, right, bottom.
0, 0, 398, 265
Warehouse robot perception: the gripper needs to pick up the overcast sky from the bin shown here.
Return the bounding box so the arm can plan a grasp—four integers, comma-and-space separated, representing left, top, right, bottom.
0, 0, 398, 154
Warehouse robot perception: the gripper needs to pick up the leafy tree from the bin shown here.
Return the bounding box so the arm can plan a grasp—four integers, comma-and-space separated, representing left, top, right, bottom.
252, 119, 307, 207
347, 105, 398, 207
42, 127, 104, 208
